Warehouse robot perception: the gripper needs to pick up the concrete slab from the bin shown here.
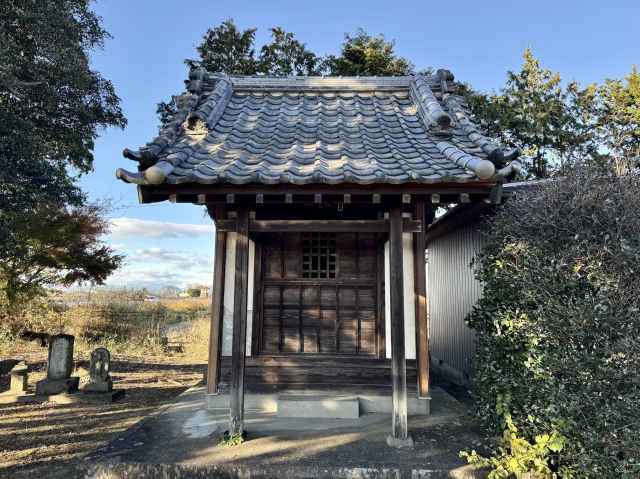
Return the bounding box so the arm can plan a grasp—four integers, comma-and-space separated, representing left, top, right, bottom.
277, 394, 360, 419
86, 384, 487, 478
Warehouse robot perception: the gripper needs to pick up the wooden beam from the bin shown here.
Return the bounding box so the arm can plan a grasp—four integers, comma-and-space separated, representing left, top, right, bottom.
215, 219, 422, 233
143, 181, 496, 199
413, 200, 429, 398
426, 201, 492, 245
229, 206, 250, 436
389, 206, 409, 441
207, 208, 227, 395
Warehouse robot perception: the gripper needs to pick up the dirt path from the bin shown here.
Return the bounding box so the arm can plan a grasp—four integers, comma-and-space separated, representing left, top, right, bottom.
0, 347, 206, 479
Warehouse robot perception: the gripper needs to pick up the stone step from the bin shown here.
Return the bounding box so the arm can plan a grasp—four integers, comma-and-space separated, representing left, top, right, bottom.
277, 394, 360, 419
207, 392, 430, 416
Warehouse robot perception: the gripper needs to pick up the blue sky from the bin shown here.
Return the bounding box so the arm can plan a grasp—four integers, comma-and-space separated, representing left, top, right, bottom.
86, 0, 639, 290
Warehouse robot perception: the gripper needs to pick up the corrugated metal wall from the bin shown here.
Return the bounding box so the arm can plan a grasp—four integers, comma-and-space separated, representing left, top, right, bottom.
427, 223, 484, 386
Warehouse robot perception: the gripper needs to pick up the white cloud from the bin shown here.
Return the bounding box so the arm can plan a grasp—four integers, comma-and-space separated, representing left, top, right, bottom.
103, 245, 213, 290
110, 217, 212, 239
129, 248, 209, 270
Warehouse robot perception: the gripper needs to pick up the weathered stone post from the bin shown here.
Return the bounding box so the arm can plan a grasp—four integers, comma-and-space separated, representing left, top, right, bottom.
35, 334, 79, 395
9, 361, 28, 394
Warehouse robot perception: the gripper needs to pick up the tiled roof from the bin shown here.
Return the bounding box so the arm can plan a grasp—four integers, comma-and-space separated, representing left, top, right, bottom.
116, 69, 522, 187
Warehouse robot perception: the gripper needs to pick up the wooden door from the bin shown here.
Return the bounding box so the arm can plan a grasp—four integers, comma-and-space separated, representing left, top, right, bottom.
259, 232, 380, 356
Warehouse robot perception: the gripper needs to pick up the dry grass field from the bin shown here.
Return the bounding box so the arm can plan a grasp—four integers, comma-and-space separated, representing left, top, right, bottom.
0, 296, 212, 479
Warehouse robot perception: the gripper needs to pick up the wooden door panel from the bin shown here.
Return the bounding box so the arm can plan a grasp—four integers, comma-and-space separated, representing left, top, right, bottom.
262, 326, 280, 352
260, 232, 380, 356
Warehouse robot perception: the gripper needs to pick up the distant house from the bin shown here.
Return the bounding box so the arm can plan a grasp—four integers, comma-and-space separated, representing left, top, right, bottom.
115, 69, 522, 441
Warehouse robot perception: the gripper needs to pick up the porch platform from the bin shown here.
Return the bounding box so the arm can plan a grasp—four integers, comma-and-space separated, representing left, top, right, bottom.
86, 384, 486, 478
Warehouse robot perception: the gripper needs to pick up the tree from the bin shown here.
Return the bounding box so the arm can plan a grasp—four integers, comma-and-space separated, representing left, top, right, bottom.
157, 21, 416, 125
258, 27, 321, 76
187, 19, 258, 74
596, 66, 640, 171
466, 164, 640, 477
1, 1, 125, 313
324, 29, 413, 76
1, 203, 123, 327
463, 49, 599, 178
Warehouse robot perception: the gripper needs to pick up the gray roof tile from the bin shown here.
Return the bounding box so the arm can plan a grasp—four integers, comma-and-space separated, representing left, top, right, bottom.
116, 70, 520, 186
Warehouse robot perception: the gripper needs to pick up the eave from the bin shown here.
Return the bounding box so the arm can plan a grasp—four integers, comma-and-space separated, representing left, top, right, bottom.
137, 181, 499, 205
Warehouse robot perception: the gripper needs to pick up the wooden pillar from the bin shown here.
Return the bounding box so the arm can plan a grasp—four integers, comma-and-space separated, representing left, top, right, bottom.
413, 200, 429, 397
388, 206, 410, 443
207, 208, 227, 395
229, 206, 250, 436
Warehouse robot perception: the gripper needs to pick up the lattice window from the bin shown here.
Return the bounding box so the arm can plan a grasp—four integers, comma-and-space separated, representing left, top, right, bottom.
302, 233, 336, 279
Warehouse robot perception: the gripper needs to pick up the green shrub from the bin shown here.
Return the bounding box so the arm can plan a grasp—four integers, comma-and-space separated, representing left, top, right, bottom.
466, 165, 640, 477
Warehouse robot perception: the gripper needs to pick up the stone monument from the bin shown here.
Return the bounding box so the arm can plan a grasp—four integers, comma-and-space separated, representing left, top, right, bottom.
35, 334, 79, 395
81, 347, 124, 401
83, 347, 112, 393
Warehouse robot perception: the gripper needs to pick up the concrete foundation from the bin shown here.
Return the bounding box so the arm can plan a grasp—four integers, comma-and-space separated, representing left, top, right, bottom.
207, 391, 430, 417
277, 394, 360, 419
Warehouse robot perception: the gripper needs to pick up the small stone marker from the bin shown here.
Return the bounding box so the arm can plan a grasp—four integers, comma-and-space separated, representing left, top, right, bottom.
35, 334, 80, 395
81, 347, 124, 402
83, 347, 113, 393
9, 361, 29, 393
0, 360, 36, 404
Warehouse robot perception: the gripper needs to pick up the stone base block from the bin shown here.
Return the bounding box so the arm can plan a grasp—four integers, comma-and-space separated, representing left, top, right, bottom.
35, 376, 79, 395
386, 434, 414, 449
0, 392, 39, 405
358, 394, 431, 416
277, 394, 360, 419
80, 389, 125, 403
82, 379, 113, 393
207, 393, 278, 412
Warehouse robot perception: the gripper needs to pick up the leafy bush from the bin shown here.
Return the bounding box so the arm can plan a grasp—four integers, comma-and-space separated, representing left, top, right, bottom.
466, 165, 640, 477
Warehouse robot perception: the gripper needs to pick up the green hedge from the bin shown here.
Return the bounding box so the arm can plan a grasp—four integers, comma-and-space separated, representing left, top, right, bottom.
466, 165, 640, 477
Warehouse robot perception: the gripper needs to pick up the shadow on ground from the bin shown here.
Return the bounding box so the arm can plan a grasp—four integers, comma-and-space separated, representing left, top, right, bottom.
86, 385, 489, 478
0, 357, 206, 479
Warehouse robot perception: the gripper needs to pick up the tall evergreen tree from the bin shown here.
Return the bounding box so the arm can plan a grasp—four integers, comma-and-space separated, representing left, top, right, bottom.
158, 21, 415, 125
463, 49, 599, 178
324, 29, 413, 76
596, 66, 640, 171
1, 0, 125, 311
187, 19, 258, 74
258, 27, 321, 76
